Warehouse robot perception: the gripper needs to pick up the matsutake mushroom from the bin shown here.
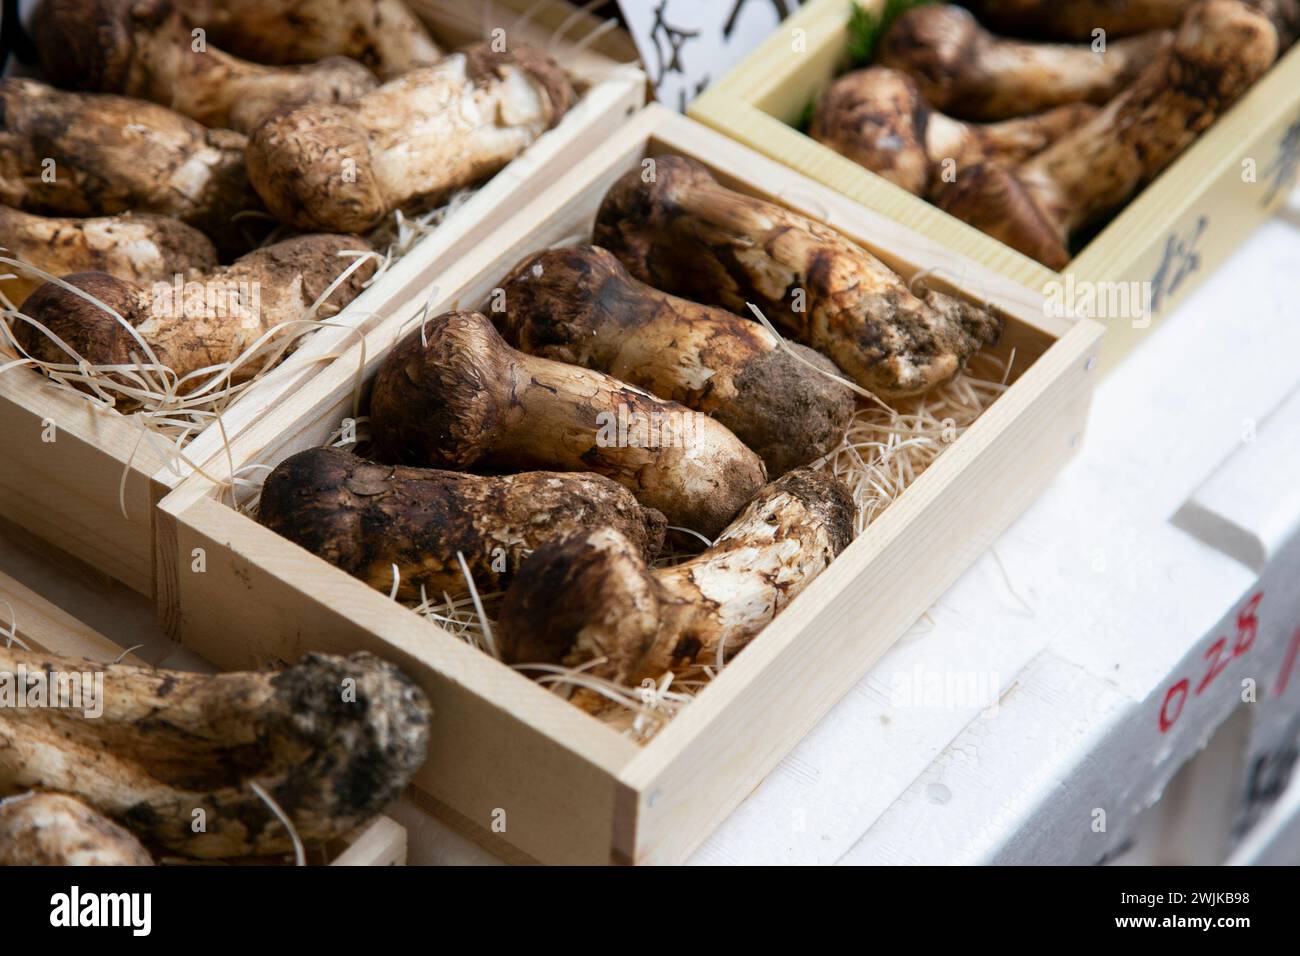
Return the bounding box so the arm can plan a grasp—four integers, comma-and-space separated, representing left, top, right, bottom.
936, 0, 1278, 268
32, 0, 377, 133
594, 155, 1003, 399
496, 245, 856, 475
368, 310, 767, 539
0, 645, 430, 858
499, 468, 856, 696
0, 206, 216, 307
258, 446, 667, 600
810, 66, 1098, 197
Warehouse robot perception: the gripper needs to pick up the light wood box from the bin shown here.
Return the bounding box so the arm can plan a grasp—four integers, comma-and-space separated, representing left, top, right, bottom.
0, 569, 406, 866
0, 0, 644, 599
689, 0, 1300, 375
156, 104, 1103, 865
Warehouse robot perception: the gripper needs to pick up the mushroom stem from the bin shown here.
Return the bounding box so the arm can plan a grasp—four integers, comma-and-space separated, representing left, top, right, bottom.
499, 468, 856, 695
0, 646, 431, 859
369, 311, 767, 539
258, 446, 667, 600
878, 4, 1171, 120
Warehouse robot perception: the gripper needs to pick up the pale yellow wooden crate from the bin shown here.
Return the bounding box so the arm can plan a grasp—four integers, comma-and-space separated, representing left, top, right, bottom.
689, 0, 1300, 375
0, 0, 644, 599
0, 569, 406, 866
156, 104, 1103, 865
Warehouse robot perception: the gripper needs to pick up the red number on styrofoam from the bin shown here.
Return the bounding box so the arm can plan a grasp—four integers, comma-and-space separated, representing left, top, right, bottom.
1233, 592, 1263, 657
1196, 638, 1230, 696
1160, 679, 1190, 733
1157, 590, 1264, 734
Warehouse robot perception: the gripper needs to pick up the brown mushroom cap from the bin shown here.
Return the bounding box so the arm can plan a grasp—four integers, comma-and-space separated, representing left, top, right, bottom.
30, 0, 164, 94
369, 311, 506, 469
14, 272, 152, 368
246, 102, 386, 233
811, 67, 932, 195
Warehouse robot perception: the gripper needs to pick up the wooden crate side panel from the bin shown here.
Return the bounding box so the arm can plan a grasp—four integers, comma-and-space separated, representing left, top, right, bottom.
168, 496, 638, 865
0, 569, 141, 662
0, 374, 168, 595
621, 322, 1103, 864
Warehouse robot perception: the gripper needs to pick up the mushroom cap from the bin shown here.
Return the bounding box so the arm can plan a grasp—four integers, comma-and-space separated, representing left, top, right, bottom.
811, 66, 932, 195
31, 0, 166, 94
0, 793, 154, 866
876, 4, 983, 114
498, 526, 660, 683
369, 310, 506, 468
15, 271, 152, 369
247, 102, 386, 233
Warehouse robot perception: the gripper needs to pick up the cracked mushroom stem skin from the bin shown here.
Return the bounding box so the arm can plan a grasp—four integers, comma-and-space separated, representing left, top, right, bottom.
257, 446, 667, 601
31, 0, 378, 134
0, 78, 261, 258
499, 468, 856, 693
811, 66, 1099, 197
593, 155, 1003, 399
877, 4, 1172, 121
246, 43, 577, 233
496, 245, 856, 476
368, 311, 767, 541
0, 646, 431, 859
174, 0, 442, 78
13, 233, 375, 389
937, 0, 1279, 270
0, 793, 153, 866
0, 206, 217, 307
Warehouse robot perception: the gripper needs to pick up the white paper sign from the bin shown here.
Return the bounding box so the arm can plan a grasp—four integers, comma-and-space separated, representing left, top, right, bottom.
617, 0, 806, 111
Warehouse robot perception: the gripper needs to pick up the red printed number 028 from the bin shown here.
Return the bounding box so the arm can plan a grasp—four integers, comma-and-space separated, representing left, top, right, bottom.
1158, 591, 1263, 733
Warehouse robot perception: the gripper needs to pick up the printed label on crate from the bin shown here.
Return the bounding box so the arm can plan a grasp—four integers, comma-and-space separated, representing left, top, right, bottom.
617, 0, 806, 111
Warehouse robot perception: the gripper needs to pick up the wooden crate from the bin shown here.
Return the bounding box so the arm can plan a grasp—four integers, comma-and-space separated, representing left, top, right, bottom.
0, 569, 406, 865
689, 0, 1300, 374
156, 104, 1103, 865
0, 0, 645, 599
